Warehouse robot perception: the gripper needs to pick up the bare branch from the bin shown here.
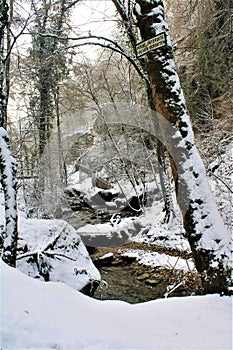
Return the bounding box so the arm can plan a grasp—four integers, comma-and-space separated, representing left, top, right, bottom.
66, 41, 149, 83
28, 30, 149, 84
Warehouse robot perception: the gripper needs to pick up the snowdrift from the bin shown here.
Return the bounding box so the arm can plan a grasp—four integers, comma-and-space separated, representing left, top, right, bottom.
1, 259, 232, 350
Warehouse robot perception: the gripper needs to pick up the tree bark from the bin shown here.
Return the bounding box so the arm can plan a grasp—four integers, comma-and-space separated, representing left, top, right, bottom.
0, 128, 18, 267
0, 0, 8, 129
134, 0, 231, 294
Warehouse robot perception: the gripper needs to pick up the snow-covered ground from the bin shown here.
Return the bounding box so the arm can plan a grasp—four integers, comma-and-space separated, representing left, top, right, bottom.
121, 249, 195, 271
0, 137, 232, 349
1, 259, 232, 350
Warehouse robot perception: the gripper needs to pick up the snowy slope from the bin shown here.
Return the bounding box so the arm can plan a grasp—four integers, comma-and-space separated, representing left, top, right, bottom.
1, 259, 232, 350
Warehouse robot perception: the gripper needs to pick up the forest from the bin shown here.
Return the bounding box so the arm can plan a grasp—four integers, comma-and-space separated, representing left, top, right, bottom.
0, 0, 232, 349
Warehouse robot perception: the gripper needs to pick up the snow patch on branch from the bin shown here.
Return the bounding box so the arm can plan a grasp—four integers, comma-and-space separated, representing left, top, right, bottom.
148, 5, 164, 18
161, 59, 186, 108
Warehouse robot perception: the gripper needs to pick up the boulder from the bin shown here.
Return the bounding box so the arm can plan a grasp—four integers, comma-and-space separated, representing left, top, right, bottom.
16, 216, 100, 296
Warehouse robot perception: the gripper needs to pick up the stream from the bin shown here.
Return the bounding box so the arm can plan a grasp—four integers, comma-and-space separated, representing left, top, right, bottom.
93, 264, 168, 304
89, 247, 202, 304
58, 192, 202, 304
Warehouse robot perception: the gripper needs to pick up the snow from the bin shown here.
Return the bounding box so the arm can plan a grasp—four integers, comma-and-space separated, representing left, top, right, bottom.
135, 3, 142, 16
0, 127, 17, 243
208, 144, 232, 230
132, 195, 190, 252
121, 249, 195, 271
98, 252, 114, 260
148, 4, 172, 47
1, 259, 232, 350
179, 145, 232, 268
77, 218, 137, 238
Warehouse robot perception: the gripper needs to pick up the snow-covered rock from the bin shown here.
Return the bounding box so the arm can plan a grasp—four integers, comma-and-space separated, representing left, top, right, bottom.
16, 216, 100, 294
77, 218, 141, 247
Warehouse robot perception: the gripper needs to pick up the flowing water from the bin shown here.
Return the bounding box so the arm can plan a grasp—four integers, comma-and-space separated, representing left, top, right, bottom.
91, 253, 202, 304
93, 264, 167, 303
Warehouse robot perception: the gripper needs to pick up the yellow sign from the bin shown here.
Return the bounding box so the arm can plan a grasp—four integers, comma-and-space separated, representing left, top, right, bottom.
136, 32, 166, 57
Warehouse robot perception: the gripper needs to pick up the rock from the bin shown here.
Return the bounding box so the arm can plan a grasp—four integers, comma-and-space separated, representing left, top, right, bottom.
145, 279, 160, 286
93, 177, 112, 190
137, 273, 150, 281
111, 258, 124, 265
169, 286, 187, 297
121, 255, 137, 263
63, 188, 92, 211
121, 195, 144, 215
16, 218, 101, 294
98, 191, 117, 203
94, 252, 114, 267
80, 280, 100, 297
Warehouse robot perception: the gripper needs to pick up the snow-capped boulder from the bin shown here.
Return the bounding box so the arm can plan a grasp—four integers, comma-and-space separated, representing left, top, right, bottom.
16, 216, 100, 295
77, 218, 142, 247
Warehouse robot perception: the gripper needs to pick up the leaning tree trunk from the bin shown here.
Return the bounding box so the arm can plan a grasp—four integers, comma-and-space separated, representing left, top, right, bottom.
134, 0, 231, 294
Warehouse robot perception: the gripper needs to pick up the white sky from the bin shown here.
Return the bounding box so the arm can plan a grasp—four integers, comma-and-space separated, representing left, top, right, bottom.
70, 0, 118, 59
72, 0, 117, 36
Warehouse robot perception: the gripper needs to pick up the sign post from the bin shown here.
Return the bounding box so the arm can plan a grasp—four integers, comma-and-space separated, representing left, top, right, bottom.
136, 32, 166, 57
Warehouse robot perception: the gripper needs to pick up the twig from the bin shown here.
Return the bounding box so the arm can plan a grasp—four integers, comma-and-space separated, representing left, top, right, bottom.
17, 249, 76, 262
45, 251, 76, 261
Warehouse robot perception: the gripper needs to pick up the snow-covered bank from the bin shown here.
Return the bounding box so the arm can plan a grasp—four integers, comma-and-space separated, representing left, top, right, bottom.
1, 259, 232, 350
121, 249, 195, 271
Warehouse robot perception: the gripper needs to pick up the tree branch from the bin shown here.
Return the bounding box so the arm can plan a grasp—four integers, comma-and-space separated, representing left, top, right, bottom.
28, 30, 149, 84
67, 41, 149, 83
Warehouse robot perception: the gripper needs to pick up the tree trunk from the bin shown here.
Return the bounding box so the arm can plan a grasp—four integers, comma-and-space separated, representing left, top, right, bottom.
0, 128, 18, 267
135, 0, 231, 294
0, 0, 8, 129
0, 0, 18, 267
157, 140, 174, 222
